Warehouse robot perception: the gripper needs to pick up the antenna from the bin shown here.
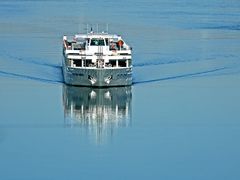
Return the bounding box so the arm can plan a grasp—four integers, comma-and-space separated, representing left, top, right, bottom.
106, 23, 109, 33
97, 24, 99, 34
86, 24, 88, 34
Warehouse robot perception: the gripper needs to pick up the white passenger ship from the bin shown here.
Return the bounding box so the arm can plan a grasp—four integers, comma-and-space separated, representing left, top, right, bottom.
62, 30, 132, 87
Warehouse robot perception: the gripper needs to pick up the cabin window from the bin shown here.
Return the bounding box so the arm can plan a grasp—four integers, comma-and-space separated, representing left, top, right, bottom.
90, 38, 105, 46
106, 60, 116, 67
82, 59, 95, 67
118, 60, 127, 67
86, 59, 92, 67
73, 60, 82, 67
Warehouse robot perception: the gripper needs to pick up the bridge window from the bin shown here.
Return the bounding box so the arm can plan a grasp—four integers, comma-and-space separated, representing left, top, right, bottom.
90, 38, 105, 46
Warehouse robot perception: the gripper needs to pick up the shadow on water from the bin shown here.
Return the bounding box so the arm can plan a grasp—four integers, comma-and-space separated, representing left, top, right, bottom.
62, 85, 132, 144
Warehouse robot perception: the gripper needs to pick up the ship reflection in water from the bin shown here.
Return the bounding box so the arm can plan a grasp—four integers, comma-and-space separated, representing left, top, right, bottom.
62, 85, 132, 143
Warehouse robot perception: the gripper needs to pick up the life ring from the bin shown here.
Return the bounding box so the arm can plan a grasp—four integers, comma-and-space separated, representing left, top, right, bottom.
117, 40, 124, 47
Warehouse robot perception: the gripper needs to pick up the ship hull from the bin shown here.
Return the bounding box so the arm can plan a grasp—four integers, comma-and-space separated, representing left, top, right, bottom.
62, 59, 132, 87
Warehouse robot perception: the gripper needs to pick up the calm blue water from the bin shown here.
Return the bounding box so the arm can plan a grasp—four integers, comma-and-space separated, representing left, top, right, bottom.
1, 0, 240, 179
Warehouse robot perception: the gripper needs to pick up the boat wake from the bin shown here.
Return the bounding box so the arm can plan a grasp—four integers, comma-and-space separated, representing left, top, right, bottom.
133, 57, 207, 67
0, 53, 64, 84
0, 70, 63, 84
133, 67, 227, 85
1, 52, 62, 69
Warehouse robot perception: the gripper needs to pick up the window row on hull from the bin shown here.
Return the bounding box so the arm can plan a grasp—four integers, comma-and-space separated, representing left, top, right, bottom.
67, 59, 132, 68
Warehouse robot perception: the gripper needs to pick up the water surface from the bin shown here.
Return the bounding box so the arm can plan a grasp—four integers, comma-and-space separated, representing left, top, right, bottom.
0, 0, 240, 179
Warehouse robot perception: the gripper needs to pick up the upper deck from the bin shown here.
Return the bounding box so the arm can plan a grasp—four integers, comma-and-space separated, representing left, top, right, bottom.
63, 32, 132, 56
63, 32, 132, 69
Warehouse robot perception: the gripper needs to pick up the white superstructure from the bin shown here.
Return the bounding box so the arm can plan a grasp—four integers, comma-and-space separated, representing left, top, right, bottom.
62, 31, 132, 87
